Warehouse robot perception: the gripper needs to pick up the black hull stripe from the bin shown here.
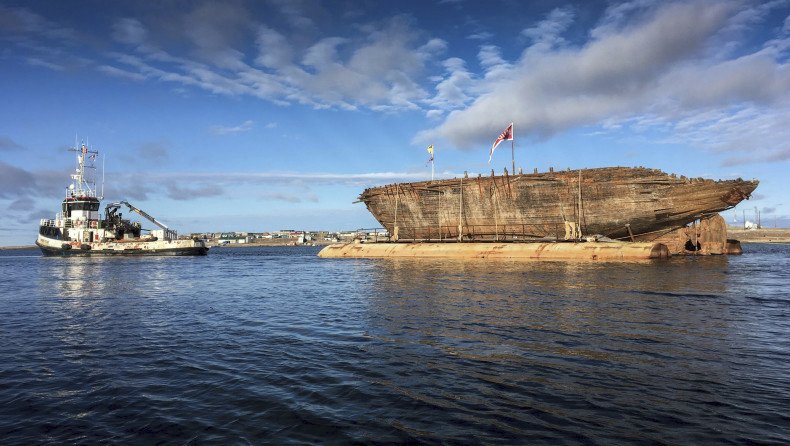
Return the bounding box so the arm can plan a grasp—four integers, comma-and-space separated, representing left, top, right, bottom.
36, 242, 208, 256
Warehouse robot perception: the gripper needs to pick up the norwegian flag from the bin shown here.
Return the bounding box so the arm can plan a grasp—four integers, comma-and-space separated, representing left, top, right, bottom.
488, 123, 513, 163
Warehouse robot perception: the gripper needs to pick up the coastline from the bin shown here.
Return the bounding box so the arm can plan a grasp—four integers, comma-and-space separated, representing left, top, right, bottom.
4, 228, 789, 250
727, 228, 790, 244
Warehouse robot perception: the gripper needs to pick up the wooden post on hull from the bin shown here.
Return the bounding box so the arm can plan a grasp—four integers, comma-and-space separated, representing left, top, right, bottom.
577, 170, 583, 239
458, 177, 463, 242
437, 193, 442, 241
393, 184, 399, 242
493, 177, 499, 242
626, 224, 635, 242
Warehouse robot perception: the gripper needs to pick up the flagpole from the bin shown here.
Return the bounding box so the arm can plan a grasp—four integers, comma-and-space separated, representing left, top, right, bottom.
511, 122, 515, 174
427, 144, 435, 181
511, 139, 515, 174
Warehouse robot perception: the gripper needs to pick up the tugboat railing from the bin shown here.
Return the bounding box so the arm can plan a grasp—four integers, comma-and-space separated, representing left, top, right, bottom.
40, 219, 57, 227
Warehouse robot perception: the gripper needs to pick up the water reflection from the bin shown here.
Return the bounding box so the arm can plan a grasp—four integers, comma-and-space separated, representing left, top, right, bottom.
2, 246, 786, 444
353, 256, 746, 440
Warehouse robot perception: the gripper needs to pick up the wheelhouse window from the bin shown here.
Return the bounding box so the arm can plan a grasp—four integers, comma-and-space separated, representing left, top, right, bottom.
63, 201, 100, 212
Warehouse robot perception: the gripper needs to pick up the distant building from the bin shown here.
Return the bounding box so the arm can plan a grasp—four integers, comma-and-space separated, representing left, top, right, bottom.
218, 232, 250, 244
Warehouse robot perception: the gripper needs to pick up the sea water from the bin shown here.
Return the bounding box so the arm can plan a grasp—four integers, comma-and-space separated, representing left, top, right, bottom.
1, 245, 788, 444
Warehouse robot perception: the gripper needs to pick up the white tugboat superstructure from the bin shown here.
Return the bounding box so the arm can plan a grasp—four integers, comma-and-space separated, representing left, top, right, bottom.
36, 142, 209, 256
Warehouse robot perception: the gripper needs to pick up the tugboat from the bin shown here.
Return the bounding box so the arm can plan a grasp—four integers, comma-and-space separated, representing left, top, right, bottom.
36, 142, 209, 256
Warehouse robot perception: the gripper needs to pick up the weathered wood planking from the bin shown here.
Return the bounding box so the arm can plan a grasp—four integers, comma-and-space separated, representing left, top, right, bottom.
358, 167, 758, 241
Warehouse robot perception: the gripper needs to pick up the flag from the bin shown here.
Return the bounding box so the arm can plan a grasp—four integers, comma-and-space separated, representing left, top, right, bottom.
90, 153, 97, 161
488, 123, 513, 163
81, 144, 88, 155
426, 144, 434, 163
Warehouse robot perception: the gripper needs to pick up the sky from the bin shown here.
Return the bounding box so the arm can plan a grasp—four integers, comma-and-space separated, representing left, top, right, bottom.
1, 0, 789, 246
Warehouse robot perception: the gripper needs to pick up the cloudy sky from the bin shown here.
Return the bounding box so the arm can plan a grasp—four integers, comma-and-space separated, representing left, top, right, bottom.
1, 0, 789, 245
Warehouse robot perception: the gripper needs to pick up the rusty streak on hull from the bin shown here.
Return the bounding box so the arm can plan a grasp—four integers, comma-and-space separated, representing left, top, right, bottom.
358, 167, 758, 242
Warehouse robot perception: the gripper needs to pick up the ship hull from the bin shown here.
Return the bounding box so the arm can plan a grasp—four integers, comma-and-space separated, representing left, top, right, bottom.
36, 236, 209, 256
359, 167, 758, 242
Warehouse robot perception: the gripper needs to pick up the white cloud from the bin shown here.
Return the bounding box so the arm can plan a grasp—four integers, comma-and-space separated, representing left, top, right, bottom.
26, 57, 64, 71
478, 45, 505, 70
302, 37, 348, 68
97, 65, 146, 81
0, 5, 76, 41
210, 120, 254, 135
259, 192, 319, 203
467, 31, 493, 41
165, 183, 224, 200
426, 109, 444, 119
98, 12, 441, 112
520, 6, 575, 49
182, 1, 251, 70
426, 58, 474, 110
477, 45, 512, 82
415, 0, 790, 168
255, 25, 292, 69
112, 18, 147, 45
7, 1, 790, 168
269, 0, 315, 30
590, 0, 657, 39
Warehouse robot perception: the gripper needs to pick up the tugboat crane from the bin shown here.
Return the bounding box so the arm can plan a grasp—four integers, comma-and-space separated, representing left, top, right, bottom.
105, 201, 178, 241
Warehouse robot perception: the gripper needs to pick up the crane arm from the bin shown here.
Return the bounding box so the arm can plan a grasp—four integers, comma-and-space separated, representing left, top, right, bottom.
120, 201, 178, 240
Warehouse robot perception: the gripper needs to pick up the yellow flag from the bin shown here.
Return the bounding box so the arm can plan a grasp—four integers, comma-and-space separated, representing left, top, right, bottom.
427, 144, 434, 155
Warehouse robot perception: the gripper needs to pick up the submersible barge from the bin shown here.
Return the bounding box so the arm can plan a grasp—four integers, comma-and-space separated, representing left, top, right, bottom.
320, 166, 757, 261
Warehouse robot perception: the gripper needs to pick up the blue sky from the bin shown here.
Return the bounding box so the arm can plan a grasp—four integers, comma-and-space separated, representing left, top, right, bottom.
1, 0, 789, 245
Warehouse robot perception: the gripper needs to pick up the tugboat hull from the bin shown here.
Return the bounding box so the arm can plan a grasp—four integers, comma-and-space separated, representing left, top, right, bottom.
36, 236, 209, 256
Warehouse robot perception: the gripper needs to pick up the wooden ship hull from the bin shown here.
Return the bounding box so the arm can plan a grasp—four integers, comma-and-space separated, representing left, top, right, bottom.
358, 167, 758, 242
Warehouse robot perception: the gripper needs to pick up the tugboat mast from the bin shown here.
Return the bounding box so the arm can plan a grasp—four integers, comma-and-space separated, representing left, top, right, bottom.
67, 142, 98, 198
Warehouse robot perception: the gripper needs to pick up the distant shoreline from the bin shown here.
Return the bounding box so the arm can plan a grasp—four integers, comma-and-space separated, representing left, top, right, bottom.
4, 229, 789, 250
727, 228, 790, 244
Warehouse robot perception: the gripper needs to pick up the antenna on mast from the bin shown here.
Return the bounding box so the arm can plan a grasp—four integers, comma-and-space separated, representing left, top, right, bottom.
101, 153, 106, 199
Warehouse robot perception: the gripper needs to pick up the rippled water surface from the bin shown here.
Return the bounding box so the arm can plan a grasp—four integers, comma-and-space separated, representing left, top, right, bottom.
1, 245, 789, 444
